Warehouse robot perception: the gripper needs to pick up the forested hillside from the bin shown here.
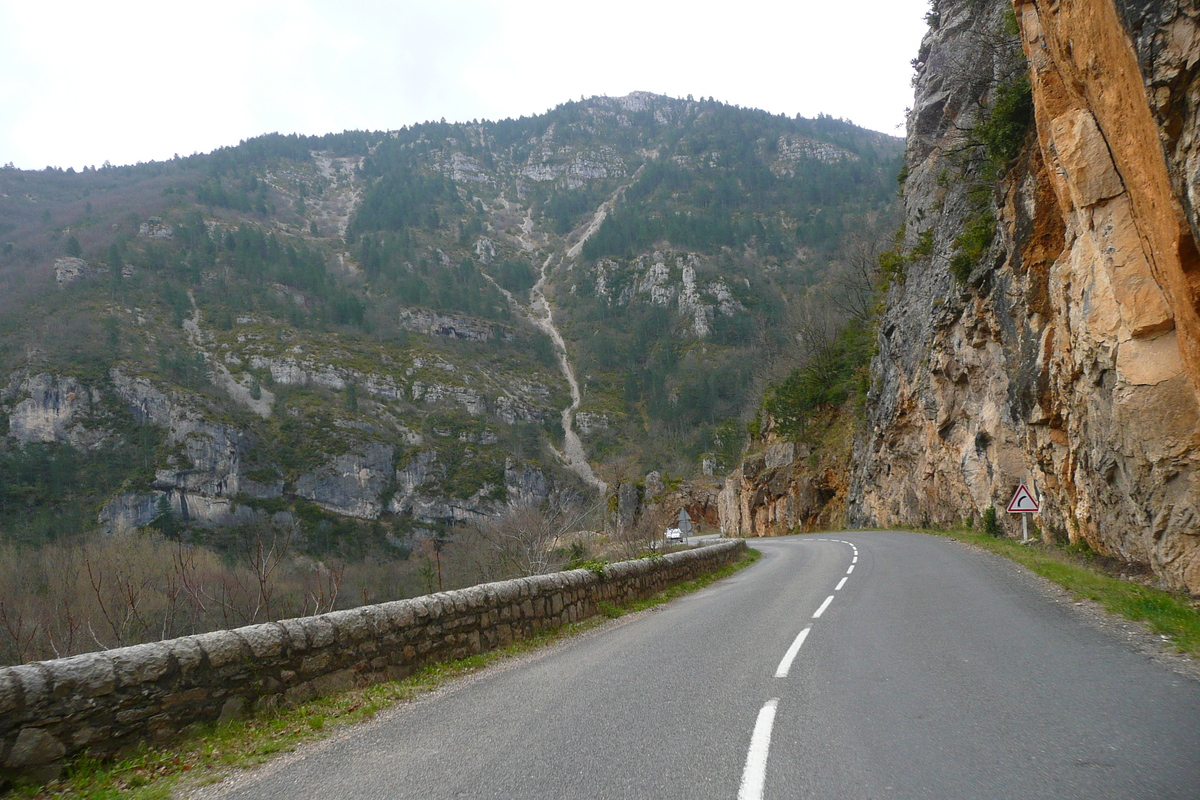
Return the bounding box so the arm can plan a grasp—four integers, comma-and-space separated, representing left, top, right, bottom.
0, 92, 900, 662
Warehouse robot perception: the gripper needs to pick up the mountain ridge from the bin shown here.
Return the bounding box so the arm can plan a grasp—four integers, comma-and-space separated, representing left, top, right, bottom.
0, 91, 901, 558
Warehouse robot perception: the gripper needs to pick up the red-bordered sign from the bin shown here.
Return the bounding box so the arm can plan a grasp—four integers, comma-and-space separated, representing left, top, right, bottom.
1007, 484, 1040, 513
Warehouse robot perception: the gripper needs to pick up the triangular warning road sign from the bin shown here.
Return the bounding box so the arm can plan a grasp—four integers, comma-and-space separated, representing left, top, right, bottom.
1007, 484, 1040, 513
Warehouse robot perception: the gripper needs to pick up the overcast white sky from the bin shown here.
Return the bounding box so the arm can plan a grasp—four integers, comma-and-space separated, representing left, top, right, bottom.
0, 0, 930, 170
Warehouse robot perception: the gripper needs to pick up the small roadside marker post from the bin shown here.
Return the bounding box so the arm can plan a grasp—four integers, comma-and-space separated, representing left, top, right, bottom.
1007, 483, 1040, 543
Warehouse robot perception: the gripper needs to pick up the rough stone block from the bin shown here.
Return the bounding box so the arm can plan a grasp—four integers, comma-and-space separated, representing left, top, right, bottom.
461, 586, 485, 609
115, 706, 153, 725
0, 670, 19, 715
166, 636, 205, 674
46, 657, 115, 700
194, 630, 247, 668
358, 606, 388, 636
491, 580, 516, 603
9, 665, 48, 711
277, 619, 310, 652
302, 615, 337, 649
111, 642, 173, 687
162, 687, 208, 708
424, 596, 447, 618
4, 728, 65, 768
324, 609, 370, 641
300, 668, 356, 700
70, 725, 110, 748
300, 653, 331, 676
379, 600, 415, 628
238, 623, 287, 659
217, 696, 247, 725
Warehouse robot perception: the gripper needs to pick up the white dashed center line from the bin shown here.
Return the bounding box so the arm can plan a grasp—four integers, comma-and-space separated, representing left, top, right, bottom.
738, 699, 779, 800
774, 627, 811, 678
744, 538, 863, 797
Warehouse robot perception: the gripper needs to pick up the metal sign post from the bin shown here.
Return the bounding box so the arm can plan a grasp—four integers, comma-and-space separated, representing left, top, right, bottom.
678, 508, 693, 545
1007, 483, 1040, 543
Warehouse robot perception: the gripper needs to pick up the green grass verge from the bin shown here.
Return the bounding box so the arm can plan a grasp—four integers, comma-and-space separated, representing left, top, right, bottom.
6, 547, 760, 800
923, 528, 1200, 657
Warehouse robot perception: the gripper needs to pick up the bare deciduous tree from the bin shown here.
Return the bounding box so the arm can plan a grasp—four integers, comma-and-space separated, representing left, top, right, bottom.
463, 490, 588, 580
829, 236, 883, 323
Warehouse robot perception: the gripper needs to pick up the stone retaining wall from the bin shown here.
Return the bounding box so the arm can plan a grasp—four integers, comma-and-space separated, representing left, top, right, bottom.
0, 540, 746, 784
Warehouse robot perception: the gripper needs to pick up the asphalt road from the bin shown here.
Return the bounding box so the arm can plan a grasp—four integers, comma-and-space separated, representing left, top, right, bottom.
192, 532, 1200, 800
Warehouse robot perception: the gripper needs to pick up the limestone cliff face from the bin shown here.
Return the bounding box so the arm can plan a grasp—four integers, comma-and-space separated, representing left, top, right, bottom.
719, 437, 850, 538
848, 0, 1200, 593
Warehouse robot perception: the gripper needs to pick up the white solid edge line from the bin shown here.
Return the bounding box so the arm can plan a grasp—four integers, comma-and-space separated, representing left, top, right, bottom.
738, 699, 780, 800
774, 627, 811, 677
835, 577, 848, 591
813, 595, 834, 618
846, 564, 855, 574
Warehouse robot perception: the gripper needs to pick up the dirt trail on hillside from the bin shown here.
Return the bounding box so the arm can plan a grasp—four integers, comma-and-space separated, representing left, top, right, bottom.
485, 178, 642, 493
527, 254, 605, 491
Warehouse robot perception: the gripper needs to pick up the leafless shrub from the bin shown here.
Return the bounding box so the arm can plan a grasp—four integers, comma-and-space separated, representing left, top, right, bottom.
461, 490, 588, 580
0, 522, 374, 666
611, 502, 674, 561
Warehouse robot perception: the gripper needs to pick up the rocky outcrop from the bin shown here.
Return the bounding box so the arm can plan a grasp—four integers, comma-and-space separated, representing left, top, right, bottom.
137, 217, 174, 239
397, 308, 511, 342
846, 0, 1200, 593
504, 459, 549, 508
46, 365, 556, 532
584, 252, 744, 339
294, 443, 394, 519
98, 491, 258, 534
111, 369, 247, 499
388, 452, 549, 524
53, 258, 105, 286
720, 441, 847, 536
108, 370, 396, 524
410, 381, 488, 416
6, 374, 104, 448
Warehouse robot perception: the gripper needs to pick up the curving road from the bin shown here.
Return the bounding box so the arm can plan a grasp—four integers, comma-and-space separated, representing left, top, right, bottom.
191, 532, 1200, 800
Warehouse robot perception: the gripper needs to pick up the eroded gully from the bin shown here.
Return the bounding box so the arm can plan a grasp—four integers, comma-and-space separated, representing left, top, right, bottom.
484, 180, 636, 493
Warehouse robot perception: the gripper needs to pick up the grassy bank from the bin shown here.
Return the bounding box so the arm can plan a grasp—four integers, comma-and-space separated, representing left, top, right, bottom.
923, 528, 1200, 658
6, 547, 760, 800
